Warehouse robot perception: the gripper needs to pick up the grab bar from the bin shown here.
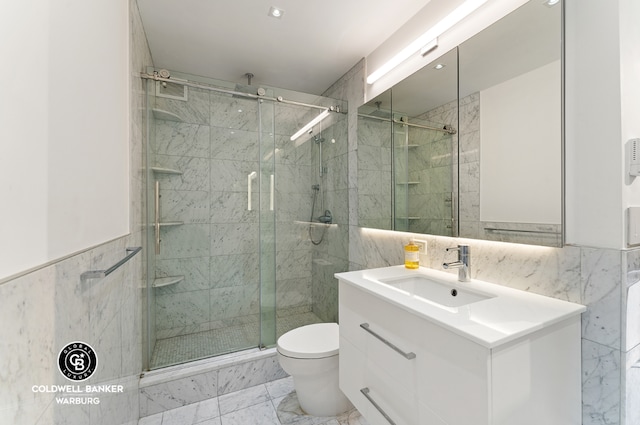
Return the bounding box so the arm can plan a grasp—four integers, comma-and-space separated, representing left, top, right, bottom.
360, 388, 396, 425
360, 323, 416, 360
248, 172, 257, 211
81, 247, 142, 281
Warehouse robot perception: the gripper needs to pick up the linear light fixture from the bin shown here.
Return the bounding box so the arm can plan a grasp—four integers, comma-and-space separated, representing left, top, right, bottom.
290, 109, 331, 141
366, 0, 488, 84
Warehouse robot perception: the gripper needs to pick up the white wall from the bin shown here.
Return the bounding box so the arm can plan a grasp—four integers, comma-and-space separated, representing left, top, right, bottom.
480, 60, 561, 224
0, 0, 130, 280
565, 0, 627, 248
620, 0, 640, 247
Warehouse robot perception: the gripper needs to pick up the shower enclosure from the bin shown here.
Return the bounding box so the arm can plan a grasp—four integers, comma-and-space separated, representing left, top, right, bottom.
143, 69, 348, 369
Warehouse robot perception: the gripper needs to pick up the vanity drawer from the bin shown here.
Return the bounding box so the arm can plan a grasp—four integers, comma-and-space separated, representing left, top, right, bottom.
340, 300, 418, 390
340, 336, 419, 425
340, 281, 491, 424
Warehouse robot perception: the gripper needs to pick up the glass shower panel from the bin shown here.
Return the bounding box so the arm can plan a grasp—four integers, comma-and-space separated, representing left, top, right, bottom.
209, 92, 263, 356
259, 98, 276, 349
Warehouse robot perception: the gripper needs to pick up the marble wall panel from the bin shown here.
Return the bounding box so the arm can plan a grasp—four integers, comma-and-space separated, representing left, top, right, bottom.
582, 339, 621, 425
154, 121, 210, 158
210, 127, 259, 161
209, 284, 260, 323
139, 369, 218, 416
209, 254, 260, 289
156, 289, 210, 331
581, 248, 623, 349
153, 156, 210, 191
210, 223, 259, 256
157, 224, 211, 260
209, 94, 259, 130
155, 257, 210, 295
210, 191, 259, 224
160, 189, 210, 224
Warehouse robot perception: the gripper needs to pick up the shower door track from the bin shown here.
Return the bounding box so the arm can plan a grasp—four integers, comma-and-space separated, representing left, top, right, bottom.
141, 72, 341, 113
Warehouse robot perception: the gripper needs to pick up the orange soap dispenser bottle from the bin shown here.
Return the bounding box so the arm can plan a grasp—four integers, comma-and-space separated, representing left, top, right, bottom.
404, 240, 419, 269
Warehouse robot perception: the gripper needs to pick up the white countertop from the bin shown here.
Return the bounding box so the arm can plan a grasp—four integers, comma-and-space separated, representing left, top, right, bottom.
336, 265, 586, 348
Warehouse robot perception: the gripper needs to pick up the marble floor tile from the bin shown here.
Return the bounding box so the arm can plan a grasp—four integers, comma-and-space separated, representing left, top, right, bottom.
265, 376, 295, 399
138, 377, 367, 425
220, 400, 280, 425
219, 384, 271, 415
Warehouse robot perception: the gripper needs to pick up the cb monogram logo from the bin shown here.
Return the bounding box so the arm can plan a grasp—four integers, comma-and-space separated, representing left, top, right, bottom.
58, 342, 98, 381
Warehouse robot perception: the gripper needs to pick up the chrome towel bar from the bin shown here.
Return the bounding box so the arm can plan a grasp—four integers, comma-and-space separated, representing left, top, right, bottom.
360, 323, 416, 360
81, 246, 142, 281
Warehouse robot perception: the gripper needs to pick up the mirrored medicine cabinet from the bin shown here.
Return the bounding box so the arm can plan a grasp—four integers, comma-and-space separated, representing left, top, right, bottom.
357, 0, 563, 247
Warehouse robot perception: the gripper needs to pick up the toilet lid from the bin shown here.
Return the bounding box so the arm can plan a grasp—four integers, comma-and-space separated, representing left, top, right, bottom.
277, 323, 339, 359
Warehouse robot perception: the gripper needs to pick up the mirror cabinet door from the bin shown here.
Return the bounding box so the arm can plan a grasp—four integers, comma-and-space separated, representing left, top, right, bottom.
357, 0, 563, 248
458, 0, 563, 246
357, 90, 393, 230
391, 48, 458, 237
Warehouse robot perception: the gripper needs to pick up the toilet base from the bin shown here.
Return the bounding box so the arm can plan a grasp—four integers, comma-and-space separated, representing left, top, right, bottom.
292, 371, 353, 417
278, 352, 352, 417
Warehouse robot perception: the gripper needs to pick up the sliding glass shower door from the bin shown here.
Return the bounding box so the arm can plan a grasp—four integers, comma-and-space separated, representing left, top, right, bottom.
145, 77, 277, 368
144, 70, 347, 370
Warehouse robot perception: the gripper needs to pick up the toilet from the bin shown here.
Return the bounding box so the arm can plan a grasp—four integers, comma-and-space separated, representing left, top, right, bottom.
277, 323, 352, 417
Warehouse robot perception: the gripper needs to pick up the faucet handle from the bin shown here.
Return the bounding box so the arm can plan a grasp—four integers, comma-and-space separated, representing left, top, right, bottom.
446, 244, 469, 252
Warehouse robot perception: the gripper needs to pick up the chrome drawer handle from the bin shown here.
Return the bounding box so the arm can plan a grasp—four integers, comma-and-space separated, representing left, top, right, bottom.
360, 323, 416, 360
360, 387, 396, 425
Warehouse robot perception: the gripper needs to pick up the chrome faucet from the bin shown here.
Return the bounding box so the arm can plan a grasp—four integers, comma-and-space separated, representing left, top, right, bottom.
443, 244, 471, 282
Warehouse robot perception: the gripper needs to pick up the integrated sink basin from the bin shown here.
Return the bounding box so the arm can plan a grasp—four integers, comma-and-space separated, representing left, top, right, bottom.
335, 265, 586, 348
380, 275, 494, 308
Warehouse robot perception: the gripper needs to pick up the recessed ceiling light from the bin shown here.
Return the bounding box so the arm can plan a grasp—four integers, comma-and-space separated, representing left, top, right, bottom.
544, 0, 560, 6
268, 6, 284, 18
434, 63, 446, 70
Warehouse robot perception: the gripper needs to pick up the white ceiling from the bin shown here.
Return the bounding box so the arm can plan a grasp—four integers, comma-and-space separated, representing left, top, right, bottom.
136, 0, 432, 95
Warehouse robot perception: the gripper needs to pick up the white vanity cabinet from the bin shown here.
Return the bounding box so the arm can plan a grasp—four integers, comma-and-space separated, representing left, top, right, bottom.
337, 268, 584, 425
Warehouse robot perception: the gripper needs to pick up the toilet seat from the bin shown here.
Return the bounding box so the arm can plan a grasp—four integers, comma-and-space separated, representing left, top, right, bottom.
277, 323, 339, 359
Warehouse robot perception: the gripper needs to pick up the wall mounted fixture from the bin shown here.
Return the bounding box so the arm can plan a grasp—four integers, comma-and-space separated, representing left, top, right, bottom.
420, 38, 439, 56
366, 0, 488, 84
290, 109, 330, 141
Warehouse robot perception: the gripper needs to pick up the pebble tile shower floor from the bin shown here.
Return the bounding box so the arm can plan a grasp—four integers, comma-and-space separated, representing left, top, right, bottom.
138, 376, 369, 425
151, 311, 323, 368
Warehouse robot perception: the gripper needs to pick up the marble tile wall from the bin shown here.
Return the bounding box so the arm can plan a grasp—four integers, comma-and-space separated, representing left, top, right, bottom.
0, 3, 152, 424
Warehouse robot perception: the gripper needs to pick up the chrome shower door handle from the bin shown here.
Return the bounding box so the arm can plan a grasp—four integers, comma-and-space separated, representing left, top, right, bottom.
154, 180, 161, 254
270, 174, 274, 211
247, 172, 257, 211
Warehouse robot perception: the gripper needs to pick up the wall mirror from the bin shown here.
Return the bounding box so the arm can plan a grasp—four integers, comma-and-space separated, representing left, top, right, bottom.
357, 0, 563, 247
